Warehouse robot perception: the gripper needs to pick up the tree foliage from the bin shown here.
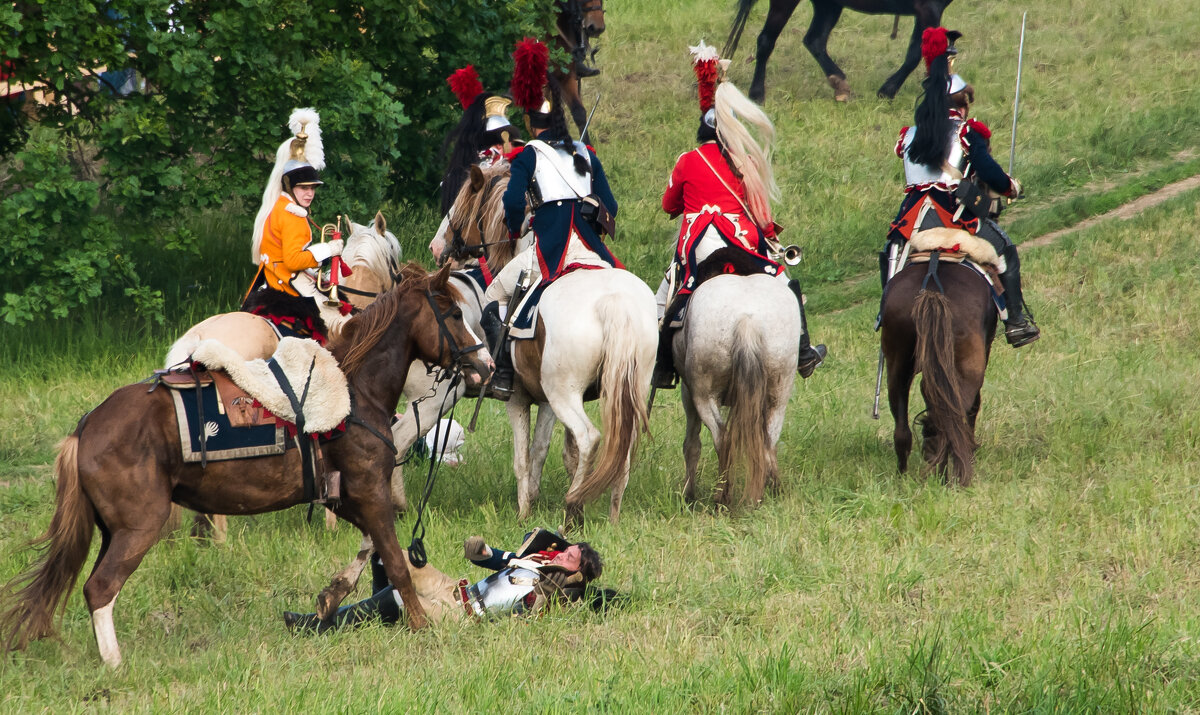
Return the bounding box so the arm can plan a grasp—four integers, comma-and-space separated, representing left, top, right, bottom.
1, 0, 554, 324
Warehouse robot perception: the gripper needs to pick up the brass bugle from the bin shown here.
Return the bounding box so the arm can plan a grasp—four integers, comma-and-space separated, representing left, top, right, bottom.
782, 244, 803, 266
317, 215, 343, 306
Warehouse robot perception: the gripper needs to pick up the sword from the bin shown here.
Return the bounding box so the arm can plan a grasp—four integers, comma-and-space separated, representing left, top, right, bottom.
872, 243, 900, 419
580, 93, 601, 142
1009, 12, 1027, 175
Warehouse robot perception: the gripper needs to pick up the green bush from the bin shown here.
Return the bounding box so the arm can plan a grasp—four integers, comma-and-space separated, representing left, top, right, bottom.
1, 0, 554, 323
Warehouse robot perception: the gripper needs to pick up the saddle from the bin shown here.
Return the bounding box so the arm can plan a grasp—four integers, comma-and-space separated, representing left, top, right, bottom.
879, 227, 1008, 326
157, 368, 275, 428
157, 338, 351, 507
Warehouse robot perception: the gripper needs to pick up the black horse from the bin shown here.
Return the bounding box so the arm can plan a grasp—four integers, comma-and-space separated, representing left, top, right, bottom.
725, 0, 953, 102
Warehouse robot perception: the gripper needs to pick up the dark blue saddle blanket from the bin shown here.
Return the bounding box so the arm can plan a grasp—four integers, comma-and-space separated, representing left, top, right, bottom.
169, 383, 286, 462
511, 282, 550, 337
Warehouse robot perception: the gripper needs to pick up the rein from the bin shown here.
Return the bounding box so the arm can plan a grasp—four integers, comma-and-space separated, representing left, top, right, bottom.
446, 174, 509, 264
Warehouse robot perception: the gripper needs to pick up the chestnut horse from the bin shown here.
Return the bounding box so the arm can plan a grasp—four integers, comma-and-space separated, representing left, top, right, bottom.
880, 255, 996, 485
555, 0, 606, 135
0, 265, 491, 667
724, 0, 953, 102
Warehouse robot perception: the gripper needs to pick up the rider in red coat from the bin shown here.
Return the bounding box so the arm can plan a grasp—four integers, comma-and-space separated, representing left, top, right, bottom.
652, 42, 826, 389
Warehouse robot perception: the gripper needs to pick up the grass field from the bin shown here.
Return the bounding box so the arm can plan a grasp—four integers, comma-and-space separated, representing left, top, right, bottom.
3, 0, 1200, 711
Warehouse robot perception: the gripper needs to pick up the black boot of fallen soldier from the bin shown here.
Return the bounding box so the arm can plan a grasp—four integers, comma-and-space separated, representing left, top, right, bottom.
787, 279, 827, 378
480, 301, 514, 400
283, 588, 400, 634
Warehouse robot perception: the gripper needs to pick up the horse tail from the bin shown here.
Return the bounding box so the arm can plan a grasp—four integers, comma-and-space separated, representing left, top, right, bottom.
723, 0, 761, 58
0, 435, 96, 652
911, 290, 975, 482
566, 295, 652, 508
719, 317, 773, 507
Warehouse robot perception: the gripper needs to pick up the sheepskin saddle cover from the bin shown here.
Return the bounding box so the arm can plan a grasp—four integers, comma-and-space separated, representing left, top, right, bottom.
189, 337, 350, 433
909, 227, 1007, 273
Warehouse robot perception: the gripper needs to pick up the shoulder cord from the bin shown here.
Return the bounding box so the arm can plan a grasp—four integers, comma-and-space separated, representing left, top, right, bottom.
694, 148, 766, 232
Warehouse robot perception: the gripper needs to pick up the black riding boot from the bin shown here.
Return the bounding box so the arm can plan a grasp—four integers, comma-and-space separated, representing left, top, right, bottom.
480, 301, 514, 400
282, 587, 400, 634
787, 279, 828, 378
652, 322, 678, 390
999, 244, 1040, 348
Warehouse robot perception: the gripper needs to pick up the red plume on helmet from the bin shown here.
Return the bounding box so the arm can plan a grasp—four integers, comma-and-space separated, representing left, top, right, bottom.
921, 27, 949, 70
447, 65, 484, 109
690, 41, 720, 113
511, 38, 550, 112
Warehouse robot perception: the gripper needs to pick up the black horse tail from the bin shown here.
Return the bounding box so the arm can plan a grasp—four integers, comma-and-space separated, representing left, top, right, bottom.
911, 289, 976, 485
724, 0, 761, 58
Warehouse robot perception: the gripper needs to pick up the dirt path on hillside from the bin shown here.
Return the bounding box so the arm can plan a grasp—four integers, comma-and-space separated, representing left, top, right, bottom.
1023, 174, 1200, 249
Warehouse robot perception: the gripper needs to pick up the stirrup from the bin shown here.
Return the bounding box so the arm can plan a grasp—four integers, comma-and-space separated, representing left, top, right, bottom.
489, 372, 514, 401
1004, 321, 1040, 348
798, 344, 827, 379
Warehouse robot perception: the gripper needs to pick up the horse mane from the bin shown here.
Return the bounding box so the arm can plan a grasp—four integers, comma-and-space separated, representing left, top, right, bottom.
342, 219, 402, 285
332, 263, 427, 377
448, 162, 517, 270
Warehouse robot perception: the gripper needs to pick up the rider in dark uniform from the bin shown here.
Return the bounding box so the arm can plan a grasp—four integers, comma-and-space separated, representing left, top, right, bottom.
885, 28, 1039, 347
478, 38, 621, 400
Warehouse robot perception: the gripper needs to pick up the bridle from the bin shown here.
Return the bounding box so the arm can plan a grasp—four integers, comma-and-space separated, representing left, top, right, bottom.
423, 288, 484, 372
444, 173, 511, 266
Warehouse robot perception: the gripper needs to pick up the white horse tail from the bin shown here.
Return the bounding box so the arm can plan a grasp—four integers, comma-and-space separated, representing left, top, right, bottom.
164, 331, 201, 368
719, 317, 773, 507
566, 294, 651, 508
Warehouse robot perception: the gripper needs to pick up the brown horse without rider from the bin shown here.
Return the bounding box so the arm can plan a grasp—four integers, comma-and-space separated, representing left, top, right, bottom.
881, 253, 996, 485
0, 265, 491, 667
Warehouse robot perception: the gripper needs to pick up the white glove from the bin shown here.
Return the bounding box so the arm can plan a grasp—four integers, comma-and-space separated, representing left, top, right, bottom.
1007, 177, 1023, 200
308, 239, 343, 262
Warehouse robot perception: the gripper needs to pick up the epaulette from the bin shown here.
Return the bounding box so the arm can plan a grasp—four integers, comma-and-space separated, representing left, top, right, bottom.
965, 118, 991, 140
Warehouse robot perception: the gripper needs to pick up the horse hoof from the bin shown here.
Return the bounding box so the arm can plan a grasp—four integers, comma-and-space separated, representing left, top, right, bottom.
827, 75, 852, 102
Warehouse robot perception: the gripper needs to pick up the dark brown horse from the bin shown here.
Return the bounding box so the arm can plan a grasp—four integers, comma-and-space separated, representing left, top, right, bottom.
554, 0, 606, 134
880, 256, 996, 485
725, 0, 953, 102
0, 265, 491, 667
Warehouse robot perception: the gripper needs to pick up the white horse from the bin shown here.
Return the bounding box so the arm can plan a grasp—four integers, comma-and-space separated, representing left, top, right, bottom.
674, 274, 800, 508
510, 268, 658, 526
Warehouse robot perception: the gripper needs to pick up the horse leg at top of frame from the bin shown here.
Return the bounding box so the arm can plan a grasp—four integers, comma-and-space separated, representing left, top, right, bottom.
877, 14, 932, 99
750, 0, 804, 102
800, 2, 848, 99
